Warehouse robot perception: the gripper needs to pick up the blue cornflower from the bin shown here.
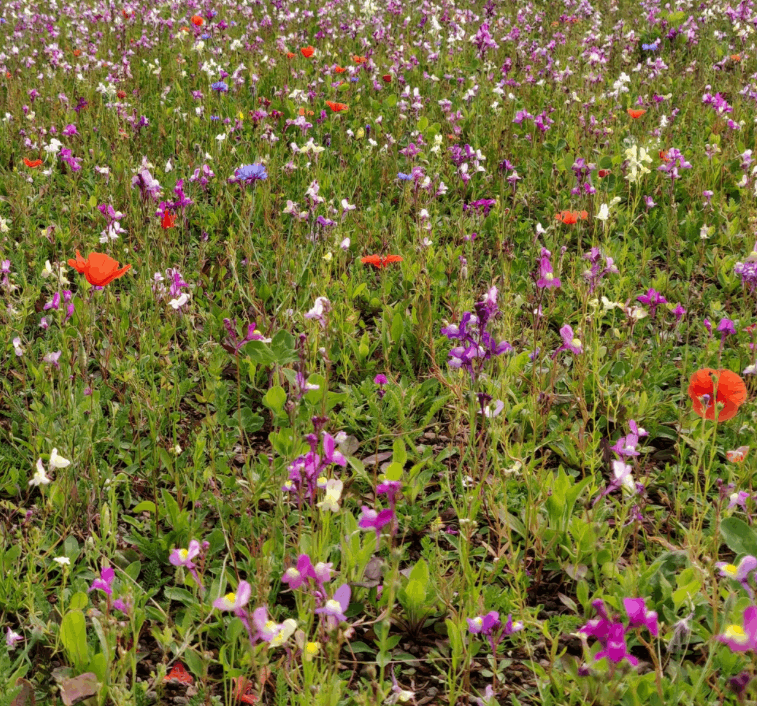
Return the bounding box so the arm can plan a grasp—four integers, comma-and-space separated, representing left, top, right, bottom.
210, 115, 220, 121
211, 81, 228, 93
397, 172, 413, 181
201, 33, 211, 39
642, 40, 659, 50
235, 163, 268, 183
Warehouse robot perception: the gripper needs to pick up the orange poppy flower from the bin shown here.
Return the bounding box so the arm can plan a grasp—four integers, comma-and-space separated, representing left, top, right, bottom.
298, 107, 314, 117
122, 10, 131, 18
627, 108, 646, 119
352, 55, 367, 64
73, 49, 81, 57
659, 149, 670, 162
300, 46, 315, 58
190, 15, 204, 26
688, 368, 747, 422
24, 158, 42, 168
286, 52, 295, 59
162, 212, 177, 229
326, 101, 348, 112
68, 250, 132, 287
334, 66, 346, 73
555, 210, 588, 224
361, 255, 403, 268
382, 74, 392, 83
731, 54, 741, 62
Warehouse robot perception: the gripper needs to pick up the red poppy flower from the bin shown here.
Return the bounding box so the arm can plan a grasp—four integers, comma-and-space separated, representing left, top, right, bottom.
286, 52, 295, 59
352, 55, 367, 64
301, 46, 315, 58
117, 90, 126, 99
382, 74, 392, 83
597, 169, 610, 178
334, 66, 346, 73
659, 150, 670, 162
688, 368, 747, 422
73, 49, 81, 57
326, 101, 348, 113
24, 158, 42, 168
68, 250, 132, 287
361, 255, 403, 268
627, 108, 646, 119
162, 212, 177, 229
165, 663, 194, 685
555, 210, 588, 224
190, 15, 204, 26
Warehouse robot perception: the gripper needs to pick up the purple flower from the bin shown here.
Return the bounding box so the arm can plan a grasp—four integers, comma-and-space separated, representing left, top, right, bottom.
718, 606, 757, 652
282, 554, 315, 590
623, 598, 658, 637
6, 627, 23, 649
636, 288, 667, 318
358, 506, 395, 537
467, 611, 500, 635
595, 623, 639, 666
89, 567, 115, 596
536, 248, 560, 289
213, 580, 252, 611
716, 555, 757, 595
315, 583, 350, 629
557, 324, 583, 355
234, 163, 268, 184
211, 81, 229, 92
717, 317, 737, 342
672, 303, 686, 323
43, 351, 62, 368
169, 540, 204, 588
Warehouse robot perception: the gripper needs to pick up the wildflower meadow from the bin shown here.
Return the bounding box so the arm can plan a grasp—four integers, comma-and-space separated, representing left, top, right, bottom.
6, 0, 757, 704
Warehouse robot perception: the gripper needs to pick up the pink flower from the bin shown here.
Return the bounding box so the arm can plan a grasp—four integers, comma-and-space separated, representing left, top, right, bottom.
213, 580, 252, 611
315, 584, 350, 629
89, 567, 115, 596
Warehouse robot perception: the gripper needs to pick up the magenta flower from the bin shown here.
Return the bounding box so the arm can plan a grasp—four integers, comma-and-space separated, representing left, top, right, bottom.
595, 623, 639, 666
636, 288, 667, 318
358, 506, 395, 537
718, 606, 757, 652
213, 580, 252, 611
315, 583, 350, 629
88, 567, 115, 596
716, 555, 757, 595
536, 248, 560, 289
557, 324, 583, 355
282, 554, 316, 590
623, 598, 658, 637
467, 611, 500, 635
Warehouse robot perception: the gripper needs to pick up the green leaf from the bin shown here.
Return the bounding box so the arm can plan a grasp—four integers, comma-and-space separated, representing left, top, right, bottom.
60, 610, 89, 670
263, 385, 287, 413
270, 330, 298, 364
383, 94, 397, 108
234, 408, 264, 433
720, 517, 757, 556
132, 501, 156, 514
417, 116, 429, 132
68, 591, 89, 611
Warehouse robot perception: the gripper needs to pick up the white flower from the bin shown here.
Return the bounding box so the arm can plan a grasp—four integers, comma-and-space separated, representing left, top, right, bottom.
612, 460, 636, 493
29, 458, 50, 487
164, 159, 173, 172
700, 224, 712, 240
596, 203, 610, 222
215, 133, 227, 142
317, 479, 343, 512
535, 222, 547, 235
169, 293, 190, 309
53, 556, 71, 566
12, 337, 23, 356
340, 198, 356, 212
44, 138, 63, 155
339, 237, 350, 251
49, 448, 71, 469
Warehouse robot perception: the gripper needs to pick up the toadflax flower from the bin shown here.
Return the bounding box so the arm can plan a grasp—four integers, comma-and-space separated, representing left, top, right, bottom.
718, 606, 757, 652
213, 580, 252, 611
315, 584, 350, 630
317, 479, 343, 512
29, 458, 50, 487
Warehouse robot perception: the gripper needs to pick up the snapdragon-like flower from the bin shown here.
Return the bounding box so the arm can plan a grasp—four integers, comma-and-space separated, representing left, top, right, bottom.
305, 296, 331, 328
213, 580, 252, 611
556, 324, 583, 355
315, 584, 350, 630
536, 248, 560, 289
636, 288, 667, 318
718, 606, 757, 653
89, 567, 116, 596
29, 458, 50, 487
282, 554, 316, 590
169, 540, 204, 588
6, 627, 23, 650
317, 479, 343, 512
716, 555, 757, 595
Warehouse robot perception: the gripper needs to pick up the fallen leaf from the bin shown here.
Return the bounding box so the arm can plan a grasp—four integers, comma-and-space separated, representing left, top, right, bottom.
11, 678, 35, 706
59, 673, 99, 706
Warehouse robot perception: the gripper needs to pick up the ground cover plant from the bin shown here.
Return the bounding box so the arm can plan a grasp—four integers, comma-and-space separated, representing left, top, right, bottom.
6, 0, 757, 703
